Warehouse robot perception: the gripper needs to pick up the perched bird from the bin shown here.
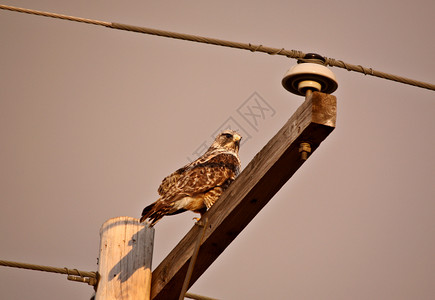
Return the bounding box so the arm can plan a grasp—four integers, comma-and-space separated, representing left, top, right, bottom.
140, 130, 242, 226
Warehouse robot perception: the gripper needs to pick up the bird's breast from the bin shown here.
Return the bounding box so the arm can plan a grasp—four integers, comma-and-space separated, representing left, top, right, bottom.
174, 196, 205, 211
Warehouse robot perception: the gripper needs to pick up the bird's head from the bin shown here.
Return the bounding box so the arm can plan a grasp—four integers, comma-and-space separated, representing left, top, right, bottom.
211, 130, 242, 153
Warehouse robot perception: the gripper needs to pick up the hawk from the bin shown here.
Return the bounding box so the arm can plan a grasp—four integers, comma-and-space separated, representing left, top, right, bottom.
140, 130, 242, 226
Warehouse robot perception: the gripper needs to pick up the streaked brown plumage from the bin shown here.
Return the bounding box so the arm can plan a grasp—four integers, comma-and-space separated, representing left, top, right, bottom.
140, 130, 242, 226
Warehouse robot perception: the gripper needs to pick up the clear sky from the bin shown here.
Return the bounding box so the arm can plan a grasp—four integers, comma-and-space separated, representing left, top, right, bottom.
1, 1, 434, 299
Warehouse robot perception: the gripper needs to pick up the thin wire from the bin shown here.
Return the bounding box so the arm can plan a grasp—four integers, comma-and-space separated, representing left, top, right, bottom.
324, 57, 434, 90
185, 292, 219, 300
0, 4, 434, 92
0, 259, 96, 279
0, 259, 219, 297
0, 4, 110, 26
179, 218, 209, 300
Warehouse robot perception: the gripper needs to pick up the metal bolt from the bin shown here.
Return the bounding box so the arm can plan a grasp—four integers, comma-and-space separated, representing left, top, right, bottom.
305, 89, 313, 99
299, 142, 311, 161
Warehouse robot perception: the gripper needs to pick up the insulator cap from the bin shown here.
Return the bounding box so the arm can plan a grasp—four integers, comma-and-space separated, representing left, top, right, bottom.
297, 53, 326, 64
282, 60, 338, 96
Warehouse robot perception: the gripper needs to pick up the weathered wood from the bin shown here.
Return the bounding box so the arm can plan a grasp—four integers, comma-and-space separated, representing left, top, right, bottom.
151, 92, 337, 300
96, 216, 155, 300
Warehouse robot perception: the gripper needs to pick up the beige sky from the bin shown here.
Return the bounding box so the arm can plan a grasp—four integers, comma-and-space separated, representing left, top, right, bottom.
1, 1, 434, 299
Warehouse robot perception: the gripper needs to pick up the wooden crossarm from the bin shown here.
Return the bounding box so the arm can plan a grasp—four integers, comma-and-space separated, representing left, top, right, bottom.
151, 92, 337, 299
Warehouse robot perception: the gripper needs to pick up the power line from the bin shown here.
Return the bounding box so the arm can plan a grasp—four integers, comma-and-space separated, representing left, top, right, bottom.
185, 292, 219, 300
0, 259, 98, 286
0, 259, 218, 299
1, 4, 434, 91
0, 4, 110, 26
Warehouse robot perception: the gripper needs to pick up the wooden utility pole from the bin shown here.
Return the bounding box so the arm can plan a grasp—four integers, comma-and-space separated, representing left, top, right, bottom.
151, 91, 337, 299
92, 92, 336, 300
96, 216, 155, 300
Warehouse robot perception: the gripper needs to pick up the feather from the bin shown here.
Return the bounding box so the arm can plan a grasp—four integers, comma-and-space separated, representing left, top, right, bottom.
140, 130, 241, 226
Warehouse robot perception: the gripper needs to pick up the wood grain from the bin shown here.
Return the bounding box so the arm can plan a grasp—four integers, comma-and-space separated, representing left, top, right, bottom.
96, 217, 155, 300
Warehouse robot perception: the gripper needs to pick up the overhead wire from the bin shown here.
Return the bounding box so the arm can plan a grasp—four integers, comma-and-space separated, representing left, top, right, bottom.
185, 292, 219, 300
0, 259, 216, 299
0, 259, 97, 286
0, 4, 434, 92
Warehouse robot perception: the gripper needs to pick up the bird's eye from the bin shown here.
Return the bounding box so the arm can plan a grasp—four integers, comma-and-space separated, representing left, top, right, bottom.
223, 133, 233, 139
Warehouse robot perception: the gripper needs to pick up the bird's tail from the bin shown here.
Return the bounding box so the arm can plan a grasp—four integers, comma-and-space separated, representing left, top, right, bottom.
140, 202, 154, 222
140, 201, 164, 226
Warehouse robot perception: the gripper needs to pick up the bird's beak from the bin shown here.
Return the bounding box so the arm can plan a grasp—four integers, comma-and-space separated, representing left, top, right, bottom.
233, 134, 242, 146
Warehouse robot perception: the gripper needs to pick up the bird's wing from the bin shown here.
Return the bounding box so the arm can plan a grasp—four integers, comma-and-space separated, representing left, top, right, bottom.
158, 153, 240, 201
158, 166, 187, 196
157, 155, 203, 196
